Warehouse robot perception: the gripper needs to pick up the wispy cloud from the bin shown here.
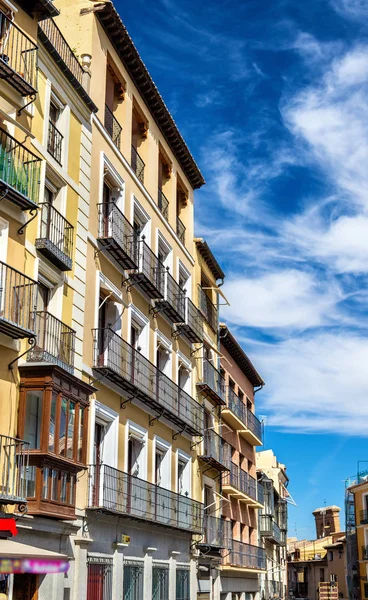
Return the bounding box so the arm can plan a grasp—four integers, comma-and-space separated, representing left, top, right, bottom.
331, 0, 368, 20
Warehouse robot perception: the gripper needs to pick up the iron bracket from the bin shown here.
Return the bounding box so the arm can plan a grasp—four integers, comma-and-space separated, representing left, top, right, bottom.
122, 273, 141, 293
0, 185, 9, 202
94, 242, 115, 260
18, 208, 38, 235
191, 344, 204, 357
120, 393, 138, 410
149, 303, 164, 318
8, 336, 36, 370
149, 408, 165, 427
190, 436, 203, 451
18, 94, 37, 116
172, 425, 187, 440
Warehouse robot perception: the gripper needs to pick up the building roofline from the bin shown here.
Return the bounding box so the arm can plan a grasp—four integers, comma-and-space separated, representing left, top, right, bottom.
219, 324, 265, 388
195, 238, 225, 281
96, 3, 205, 190
18, 0, 60, 20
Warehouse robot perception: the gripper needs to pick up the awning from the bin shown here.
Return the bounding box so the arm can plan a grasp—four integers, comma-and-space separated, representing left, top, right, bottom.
0, 540, 69, 574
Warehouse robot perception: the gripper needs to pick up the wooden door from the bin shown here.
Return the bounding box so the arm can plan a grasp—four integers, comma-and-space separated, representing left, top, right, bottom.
13, 574, 38, 600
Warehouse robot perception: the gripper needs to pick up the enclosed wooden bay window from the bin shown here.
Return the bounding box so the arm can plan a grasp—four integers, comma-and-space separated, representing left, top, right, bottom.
18, 365, 94, 519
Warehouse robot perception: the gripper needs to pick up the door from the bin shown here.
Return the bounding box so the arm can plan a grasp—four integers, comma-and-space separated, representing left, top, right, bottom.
98, 294, 107, 366
204, 485, 214, 543
127, 436, 145, 518
13, 574, 38, 600
33, 282, 49, 356
92, 422, 105, 506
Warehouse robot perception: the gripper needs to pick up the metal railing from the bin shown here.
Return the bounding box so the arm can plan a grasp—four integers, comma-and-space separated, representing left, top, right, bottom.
223, 462, 261, 503
202, 360, 226, 402
97, 202, 138, 269
136, 239, 166, 297
361, 510, 368, 525
0, 435, 29, 503
48, 120, 63, 164
223, 540, 266, 570
200, 429, 230, 469
158, 188, 169, 220
202, 515, 230, 547
184, 297, 204, 342
226, 388, 263, 443
88, 464, 203, 533
28, 311, 75, 373
38, 18, 84, 86
0, 128, 41, 207
104, 104, 122, 149
131, 145, 145, 183
36, 202, 73, 270
93, 328, 203, 435
198, 285, 218, 331
157, 270, 186, 322
259, 515, 282, 544
0, 10, 38, 94
176, 216, 185, 245
0, 261, 37, 338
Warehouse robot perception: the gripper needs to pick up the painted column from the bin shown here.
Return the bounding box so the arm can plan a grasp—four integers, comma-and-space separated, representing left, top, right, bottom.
72, 537, 93, 600
143, 547, 156, 600
169, 551, 180, 600
112, 542, 126, 600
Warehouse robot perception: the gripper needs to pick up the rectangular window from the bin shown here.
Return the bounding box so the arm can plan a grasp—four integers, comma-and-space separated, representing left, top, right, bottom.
152, 566, 169, 600
78, 406, 85, 462
67, 402, 75, 458
24, 391, 43, 449
49, 392, 57, 453
26, 466, 36, 498
87, 557, 113, 600
176, 569, 190, 600
123, 563, 144, 600
59, 398, 68, 456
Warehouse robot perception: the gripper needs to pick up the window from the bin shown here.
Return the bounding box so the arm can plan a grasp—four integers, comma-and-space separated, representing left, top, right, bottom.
178, 262, 190, 297
87, 557, 113, 600
133, 196, 150, 243
24, 391, 43, 449
178, 354, 191, 394
154, 438, 171, 490
152, 566, 169, 600
176, 569, 190, 600
124, 563, 144, 600
47, 96, 64, 164
177, 451, 191, 497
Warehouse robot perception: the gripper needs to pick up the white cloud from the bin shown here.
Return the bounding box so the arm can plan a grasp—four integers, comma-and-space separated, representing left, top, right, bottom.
331, 0, 368, 20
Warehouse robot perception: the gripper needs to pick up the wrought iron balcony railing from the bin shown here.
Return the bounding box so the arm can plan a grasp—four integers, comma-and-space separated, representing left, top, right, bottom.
0, 128, 41, 210
198, 360, 226, 405
259, 515, 282, 545
27, 311, 76, 373
131, 145, 145, 183
198, 429, 230, 472
224, 388, 263, 445
175, 297, 204, 344
158, 188, 169, 221
199, 515, 231, 548
47, 120, 63, 164
97, 202, 139, 271
361, 510, 368, 525
35, 202, 73, 271
0, 10, 38, 96
154, 270, 186, 324
176, 216, 186, 245
88, 464, 203, 534
93, 328, 204, 436
39, 18, 84, 86
223, 463, 263, 505
223, 539, 266, 571
104, 104, 122, 149
198, 285, 218, 332
129, 240, 166, 300
0, 261, 37, 339
0, 435, 29, 506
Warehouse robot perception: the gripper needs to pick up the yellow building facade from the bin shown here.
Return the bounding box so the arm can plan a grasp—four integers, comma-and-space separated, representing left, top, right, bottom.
350, 478, 368, 600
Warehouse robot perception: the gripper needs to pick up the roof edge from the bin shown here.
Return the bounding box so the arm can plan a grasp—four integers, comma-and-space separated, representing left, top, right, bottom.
195, 238, 225, 281
219, 323, 265, 388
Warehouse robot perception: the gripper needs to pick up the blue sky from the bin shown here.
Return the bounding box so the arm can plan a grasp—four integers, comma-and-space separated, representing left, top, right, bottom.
116, 0, 368, 538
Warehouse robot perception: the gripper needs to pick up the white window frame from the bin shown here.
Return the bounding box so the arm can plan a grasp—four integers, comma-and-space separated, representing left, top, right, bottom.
0, 217, 9, 263
100, 153, 125, 212
95, 271, 124, 336
176, 449, 191, 497
127, 304, 149, 357
153, 436, 172, 490
125, 420, 148, 479
177, 259, 191, 300
156, 230, 172, 271
46, 89, 69, 168
177, 350, 192, 394
131, 195, 151, 245
155, 329, 172, 376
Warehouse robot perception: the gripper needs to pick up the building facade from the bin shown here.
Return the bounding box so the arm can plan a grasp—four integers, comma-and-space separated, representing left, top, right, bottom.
256, 451, 289, 600
349, 474, 368, 600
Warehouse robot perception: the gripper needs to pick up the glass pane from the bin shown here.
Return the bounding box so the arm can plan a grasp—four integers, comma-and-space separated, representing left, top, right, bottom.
24, 391, 43, 449
69, 474, 75, 505
67, 402, 75, 459
176, 570, 190, 600
59, 398, 67, 456
60, 471, 67, 503
49, 392, 57, 453
152, 567, 169, 600
124, 564, 144, 600
26, 466, 36, 498
42, 467, 49, 499
51, 469, 59, 501
77, 406, 84, 462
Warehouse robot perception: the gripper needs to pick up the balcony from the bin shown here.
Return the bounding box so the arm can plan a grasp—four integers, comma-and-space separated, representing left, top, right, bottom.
198, 285, 218, 332
361, 510, 368, 525
197, 360, 226, 405
259, 515, 282, 545
38, 18, 84, 86
198, 515, 231, 551
175, 297, 203, 345
47, 120, 63, 164
198, 429, 230, 472
0, 435, 29, 506
0, 262, 37, 339
222, 388, 263, 446
97, 202, 139, 271
128, 240, 166, 300
88, 463, 203, 534
0, 128, 41, 210
35, 203, 73, 271
158, 188, 169, 221
176, 216, 185, 245
131, 145, 145, 183
0, 11, 38, 96
93, 328, 203, 436
27, 311, 75, 374
222, 540, 266, 571
154, 270, 186, 324
105, 104, 122, 149
223, 463, 264, 508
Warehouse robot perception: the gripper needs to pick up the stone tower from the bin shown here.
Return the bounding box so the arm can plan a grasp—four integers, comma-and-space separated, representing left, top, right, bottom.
313, 505, 341, 538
